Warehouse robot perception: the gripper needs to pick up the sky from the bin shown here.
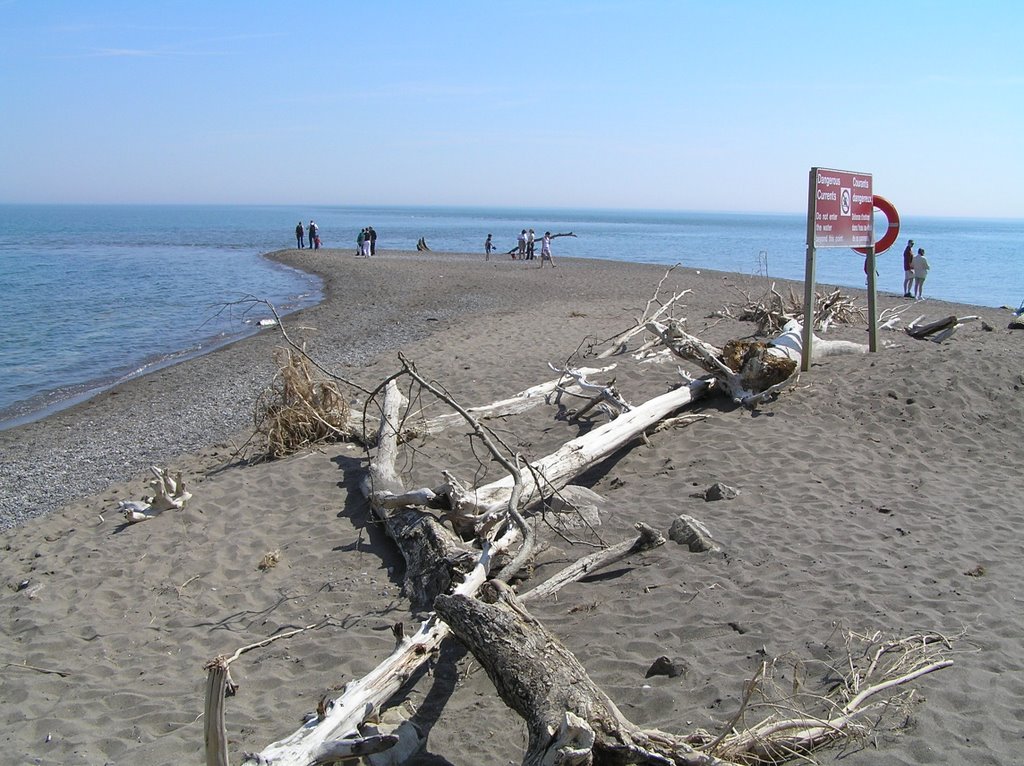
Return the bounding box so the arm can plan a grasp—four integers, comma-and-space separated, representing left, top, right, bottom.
1, 1, 1022, 218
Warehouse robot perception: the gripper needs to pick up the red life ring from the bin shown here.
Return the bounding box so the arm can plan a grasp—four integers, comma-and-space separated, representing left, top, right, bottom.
854, 195, 900, 255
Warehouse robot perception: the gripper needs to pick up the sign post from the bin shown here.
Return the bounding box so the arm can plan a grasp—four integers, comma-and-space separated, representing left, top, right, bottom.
804, 167, 875, 370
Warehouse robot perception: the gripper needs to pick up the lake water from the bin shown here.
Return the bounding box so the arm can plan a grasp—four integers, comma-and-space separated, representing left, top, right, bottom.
1, 204, 1020, 429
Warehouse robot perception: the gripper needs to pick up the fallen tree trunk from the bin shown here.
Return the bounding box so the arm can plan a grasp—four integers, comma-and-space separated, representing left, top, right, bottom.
453, 379, 710, 523
361, 380, 483, 605
434, 581, 731, 766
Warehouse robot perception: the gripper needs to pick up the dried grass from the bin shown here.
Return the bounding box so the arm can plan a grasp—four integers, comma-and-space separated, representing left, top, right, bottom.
253, 348, 351, 459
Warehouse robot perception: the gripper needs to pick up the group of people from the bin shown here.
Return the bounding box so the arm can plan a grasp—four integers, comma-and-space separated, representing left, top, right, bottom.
295, 220, 320, 250
356, 226, 377, 257
484, 229, 555, 267
901, 238, 930, 300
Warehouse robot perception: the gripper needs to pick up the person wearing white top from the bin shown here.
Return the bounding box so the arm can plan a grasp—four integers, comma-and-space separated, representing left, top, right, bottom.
911, 247, 930, 300
538, 231, 555, 268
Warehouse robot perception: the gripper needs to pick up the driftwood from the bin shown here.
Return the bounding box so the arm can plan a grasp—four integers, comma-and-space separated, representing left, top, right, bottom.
239, 370, 683, 765
364, 364, 616, 442
505, 231, 578, 257
215, 275, 953, 765
436, 583, 955, 766
449, 379, 710, 526
435, 581, 731, 766
596, 265, 691, 358
906, 314, 980, 342
733, 284, 865, 335
117, 466, 191, 523
648, 318, 866, 407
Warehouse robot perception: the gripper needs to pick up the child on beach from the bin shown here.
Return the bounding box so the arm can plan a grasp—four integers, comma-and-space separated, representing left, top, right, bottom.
484, 234, 493, 260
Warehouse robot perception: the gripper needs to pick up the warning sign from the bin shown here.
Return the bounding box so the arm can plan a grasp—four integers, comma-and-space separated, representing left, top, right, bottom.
809, 168, 873, 248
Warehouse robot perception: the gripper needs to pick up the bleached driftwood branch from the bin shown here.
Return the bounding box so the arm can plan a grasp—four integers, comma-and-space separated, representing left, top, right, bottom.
551, 363, 632, 421
597, 265, 692, 358
117, 466, 191, 523
906, 314, 980, 343
451, 378, 711, 523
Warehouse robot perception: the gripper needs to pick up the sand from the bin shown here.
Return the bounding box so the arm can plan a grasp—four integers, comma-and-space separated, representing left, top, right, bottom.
1, 248, 1023, 765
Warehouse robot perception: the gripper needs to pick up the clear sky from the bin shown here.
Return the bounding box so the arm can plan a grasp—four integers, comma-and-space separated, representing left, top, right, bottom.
1, 1, 1021, 218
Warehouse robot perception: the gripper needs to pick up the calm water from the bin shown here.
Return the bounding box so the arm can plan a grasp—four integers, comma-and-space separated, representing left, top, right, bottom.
1, 204, 1020, 429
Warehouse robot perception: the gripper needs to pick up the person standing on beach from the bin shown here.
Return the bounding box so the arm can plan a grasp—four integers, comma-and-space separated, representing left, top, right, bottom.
295, 221, 305, 249
484, 234, 493, 260
527, 229, 536, 260
356, 228, 366, 257
517, 229, 527, 260
912, 247, 930, 299
538, 231, 555, 268
902, 239, 915, 297
368, 226, 377, 256
308, 221, 317, 250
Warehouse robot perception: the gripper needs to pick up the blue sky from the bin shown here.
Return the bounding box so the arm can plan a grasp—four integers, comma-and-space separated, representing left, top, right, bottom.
1, 1, 1021, 217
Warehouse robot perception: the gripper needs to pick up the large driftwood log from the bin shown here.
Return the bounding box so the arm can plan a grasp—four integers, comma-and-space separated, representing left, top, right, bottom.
244, 525, 667, 765
435, 581, 730, 766
452, 379, 710, 523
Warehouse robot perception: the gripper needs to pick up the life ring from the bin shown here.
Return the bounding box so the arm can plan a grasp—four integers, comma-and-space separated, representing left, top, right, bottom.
853, 195, 900, 255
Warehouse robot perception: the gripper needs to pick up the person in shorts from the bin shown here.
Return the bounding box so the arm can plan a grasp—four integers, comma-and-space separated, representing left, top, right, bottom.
902, 239, 915, 297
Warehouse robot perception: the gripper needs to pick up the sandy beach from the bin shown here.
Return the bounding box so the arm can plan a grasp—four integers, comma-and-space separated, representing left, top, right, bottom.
2, 248, 1022, 765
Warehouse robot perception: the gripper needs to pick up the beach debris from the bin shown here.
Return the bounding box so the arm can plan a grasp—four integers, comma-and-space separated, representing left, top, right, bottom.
732, 284, 866, 335
257, 318, 278, 327
227, 276, 954, 766
645, 655, 690, 678
382, 363, 616, 443
253, 347, 351, 459
118, 466, 191, 524
238, 366, 670, 766
257, 549, 281, 571
359, 702, 424, 766
698, 630, 955, 763
1008, 315, 1024, 330
906, 314, 981, 342
669, 514, 722, 554
593, 264, 691, 359
555, 365, 631, 422
203, 620, 331, 766
645, 317, 867, 407
692, 482, 739, 502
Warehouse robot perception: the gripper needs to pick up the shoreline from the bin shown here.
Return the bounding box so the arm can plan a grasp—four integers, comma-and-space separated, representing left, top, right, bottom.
1, 248, 1022, 764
